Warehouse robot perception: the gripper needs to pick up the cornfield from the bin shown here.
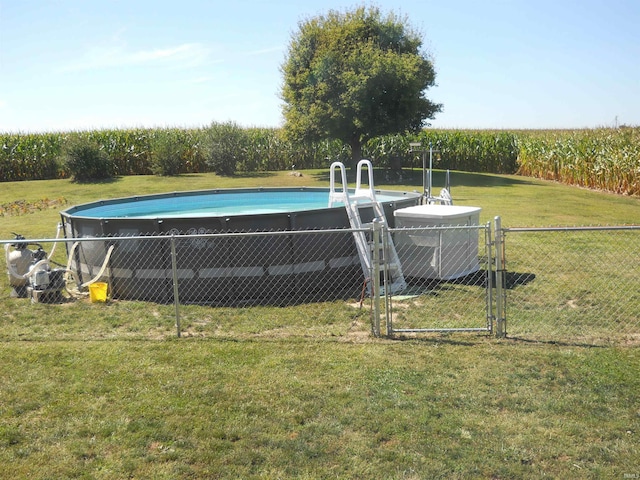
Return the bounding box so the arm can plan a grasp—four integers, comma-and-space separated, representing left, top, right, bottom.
365, 130, 519, 173
0, 127, 350, 180
1, 126, 639, 196
517, 127, 640, 196
0, 133, 64, 181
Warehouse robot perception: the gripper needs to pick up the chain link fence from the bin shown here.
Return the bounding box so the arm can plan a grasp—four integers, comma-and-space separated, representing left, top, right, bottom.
2, 230, 373, 340
70, 229, 366, 307
499, 226, 640, 345
2, 223, 639, 344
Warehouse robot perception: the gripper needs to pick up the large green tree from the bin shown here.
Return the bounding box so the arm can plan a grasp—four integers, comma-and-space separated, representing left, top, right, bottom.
281, 6, 442, 166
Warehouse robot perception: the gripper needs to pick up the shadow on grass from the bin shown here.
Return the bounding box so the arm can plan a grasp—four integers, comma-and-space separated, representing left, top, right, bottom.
500, 336, 610, 348
147, 172, 278, 179
389, 333, 488, 346
165, 172, 278, 180
311, 168, 536, 189
392, 332, 617, 348
230, 172, 277, 179
72, 176, 123, 185
403, 270, 536, 294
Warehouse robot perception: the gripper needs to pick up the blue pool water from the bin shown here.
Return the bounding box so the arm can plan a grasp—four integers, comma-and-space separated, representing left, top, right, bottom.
70, 189, 406, 219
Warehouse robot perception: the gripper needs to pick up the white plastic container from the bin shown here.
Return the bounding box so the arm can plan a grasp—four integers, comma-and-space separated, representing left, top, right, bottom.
393, 205, 482, 280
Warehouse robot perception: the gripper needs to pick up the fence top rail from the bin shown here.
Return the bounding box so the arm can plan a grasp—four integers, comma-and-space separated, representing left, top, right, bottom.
2, 223, 496, 246
0, 227, 365, 245
391, 224, 489, 233
504, 225, 640, 233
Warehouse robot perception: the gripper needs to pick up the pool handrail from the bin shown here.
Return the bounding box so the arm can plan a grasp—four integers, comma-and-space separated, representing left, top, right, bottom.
328, 161, 350, 208
329, 159, 379, 208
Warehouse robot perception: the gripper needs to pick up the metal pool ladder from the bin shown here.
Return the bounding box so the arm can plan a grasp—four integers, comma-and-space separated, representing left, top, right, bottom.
329, 159, 407, 295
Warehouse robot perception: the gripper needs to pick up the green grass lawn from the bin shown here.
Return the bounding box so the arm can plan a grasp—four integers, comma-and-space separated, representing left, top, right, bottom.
1, 170, 639, 478
1, 338, 638, 478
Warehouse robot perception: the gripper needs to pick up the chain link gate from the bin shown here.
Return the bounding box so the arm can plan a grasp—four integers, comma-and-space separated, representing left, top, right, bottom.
378, 221, 496, 337
362, 219, 640, 342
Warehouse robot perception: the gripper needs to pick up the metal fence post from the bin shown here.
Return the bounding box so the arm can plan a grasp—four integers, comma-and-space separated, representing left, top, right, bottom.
494, 216, 506, 338
383, 223, 393, 337
372, 219, 382, 337
485, 221, 494, 334
170, 235, 181, 338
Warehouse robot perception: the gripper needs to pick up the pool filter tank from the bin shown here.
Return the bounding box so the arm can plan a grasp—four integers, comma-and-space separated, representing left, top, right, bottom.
6, 235, 33, 298
5, 233, 65, 303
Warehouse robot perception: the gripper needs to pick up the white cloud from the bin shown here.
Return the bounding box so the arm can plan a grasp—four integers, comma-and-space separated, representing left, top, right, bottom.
189, 76, 216, 85
242, 46, 284, 57
127, 44, 209, 65
61, 42, 211, 72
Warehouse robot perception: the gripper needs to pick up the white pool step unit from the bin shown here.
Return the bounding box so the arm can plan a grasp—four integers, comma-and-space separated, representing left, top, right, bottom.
329, 160, 406, 295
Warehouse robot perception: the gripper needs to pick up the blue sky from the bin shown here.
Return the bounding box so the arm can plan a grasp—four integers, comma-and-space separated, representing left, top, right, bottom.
1, 0, 639, 132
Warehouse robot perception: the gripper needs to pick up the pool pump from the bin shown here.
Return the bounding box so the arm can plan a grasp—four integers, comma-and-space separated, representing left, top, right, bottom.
5, 233, 65, 303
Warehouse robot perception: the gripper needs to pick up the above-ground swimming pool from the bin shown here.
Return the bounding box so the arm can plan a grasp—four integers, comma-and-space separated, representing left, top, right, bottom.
61, 187, 421, 305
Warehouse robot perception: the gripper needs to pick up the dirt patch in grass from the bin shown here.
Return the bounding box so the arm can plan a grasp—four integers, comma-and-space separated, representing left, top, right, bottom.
0, 197, 68, 217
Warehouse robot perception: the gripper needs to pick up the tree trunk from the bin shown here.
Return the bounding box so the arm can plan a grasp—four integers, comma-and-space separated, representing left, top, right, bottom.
349, 137, 362, 170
